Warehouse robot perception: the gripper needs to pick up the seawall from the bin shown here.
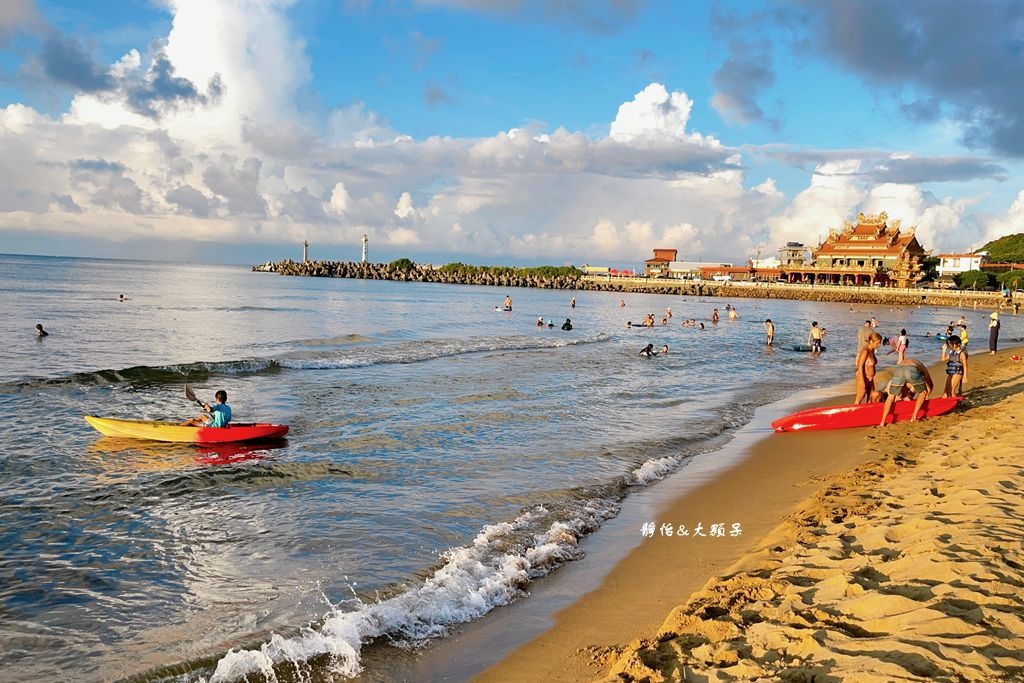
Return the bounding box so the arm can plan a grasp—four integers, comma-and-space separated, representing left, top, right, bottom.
253, 259, 1014, 311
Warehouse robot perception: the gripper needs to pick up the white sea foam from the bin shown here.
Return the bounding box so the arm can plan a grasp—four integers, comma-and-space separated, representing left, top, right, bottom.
630, 455, 682, 485
206, 500, 617, 682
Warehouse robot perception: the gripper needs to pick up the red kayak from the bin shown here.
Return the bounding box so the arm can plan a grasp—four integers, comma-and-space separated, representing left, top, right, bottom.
771, 396, 963, 432
85, 416, 289, 443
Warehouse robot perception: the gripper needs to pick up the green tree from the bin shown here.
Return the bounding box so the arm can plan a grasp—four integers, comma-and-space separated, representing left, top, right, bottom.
978, 233, 1024, 263
919, 256, 940, 282
388, 257, 416, 273
955, 269, 994, 290
998, 269, 1024, 289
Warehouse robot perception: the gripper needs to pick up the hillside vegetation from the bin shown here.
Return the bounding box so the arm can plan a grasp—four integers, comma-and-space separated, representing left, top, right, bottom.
978, 233, 1024, 262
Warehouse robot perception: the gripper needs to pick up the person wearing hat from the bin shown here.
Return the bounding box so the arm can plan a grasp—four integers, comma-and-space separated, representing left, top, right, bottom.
988, 311, 1001, 354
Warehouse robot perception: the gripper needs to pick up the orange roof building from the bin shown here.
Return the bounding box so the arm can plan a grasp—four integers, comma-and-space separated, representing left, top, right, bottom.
644, 248, 678, 277
783, 212, 928, 287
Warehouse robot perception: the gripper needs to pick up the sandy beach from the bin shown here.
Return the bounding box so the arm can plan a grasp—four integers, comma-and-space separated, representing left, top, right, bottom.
478, 347, 1024, 682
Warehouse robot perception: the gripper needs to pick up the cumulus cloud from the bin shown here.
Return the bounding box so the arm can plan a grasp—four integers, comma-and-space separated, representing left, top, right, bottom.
326, 182, 351, 215
764, 160, 867, 247
394, 191, 416, 219
976, 191, 1024, 248
3, 0, 1019, 267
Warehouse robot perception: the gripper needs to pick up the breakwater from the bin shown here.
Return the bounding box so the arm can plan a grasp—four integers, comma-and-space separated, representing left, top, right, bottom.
253, 259, 1012, 310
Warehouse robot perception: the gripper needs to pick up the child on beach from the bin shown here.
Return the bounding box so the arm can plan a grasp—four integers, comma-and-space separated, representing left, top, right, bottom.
941, 335, 968, 397
887, 329, 908, 361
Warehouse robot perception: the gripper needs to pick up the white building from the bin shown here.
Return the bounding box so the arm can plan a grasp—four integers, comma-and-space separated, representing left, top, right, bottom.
668, 261, 731, 278
751, 256, 781, 269
936, 251, 986, 277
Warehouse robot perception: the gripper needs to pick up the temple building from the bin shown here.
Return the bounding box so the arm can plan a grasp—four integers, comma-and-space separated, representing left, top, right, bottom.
782, 212, 928, 287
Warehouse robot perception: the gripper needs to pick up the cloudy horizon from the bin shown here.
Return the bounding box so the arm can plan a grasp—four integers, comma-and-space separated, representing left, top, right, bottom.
1, 0, 1022, 266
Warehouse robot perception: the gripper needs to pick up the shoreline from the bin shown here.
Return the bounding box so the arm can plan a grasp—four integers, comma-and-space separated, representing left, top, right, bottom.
474, 347, 1024, 681
253, 259, 1017, 311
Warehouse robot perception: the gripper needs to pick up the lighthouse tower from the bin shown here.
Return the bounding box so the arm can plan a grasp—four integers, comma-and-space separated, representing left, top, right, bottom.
361, 234, 368, 263
302, 240, 309, 263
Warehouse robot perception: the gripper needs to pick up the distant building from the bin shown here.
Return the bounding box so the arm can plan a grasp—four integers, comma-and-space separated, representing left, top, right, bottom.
751, 256, 781, 269
644, 248, 678, 277
936, 251, 986, 277
783, 212, 928, 287
668, 260, 727, 278
778, 242, 807, 267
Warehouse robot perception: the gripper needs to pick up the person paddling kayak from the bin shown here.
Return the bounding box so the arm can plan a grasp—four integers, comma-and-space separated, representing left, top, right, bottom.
183, 390, 232, 427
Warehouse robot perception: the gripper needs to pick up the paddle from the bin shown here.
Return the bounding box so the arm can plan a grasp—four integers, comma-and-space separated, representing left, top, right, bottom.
184, 386, 207, 410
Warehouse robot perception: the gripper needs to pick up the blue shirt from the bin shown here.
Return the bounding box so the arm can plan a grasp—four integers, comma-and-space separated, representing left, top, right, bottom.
207, 403, 232, 427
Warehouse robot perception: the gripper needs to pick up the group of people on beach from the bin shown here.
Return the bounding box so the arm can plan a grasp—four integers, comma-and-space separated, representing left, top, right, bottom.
851, 308, 1006, 425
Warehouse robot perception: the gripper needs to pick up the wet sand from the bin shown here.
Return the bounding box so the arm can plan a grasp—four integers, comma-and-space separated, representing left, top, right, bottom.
477, 347, 1024, 682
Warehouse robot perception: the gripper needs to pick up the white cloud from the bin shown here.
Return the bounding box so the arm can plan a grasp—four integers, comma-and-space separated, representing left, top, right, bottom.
609, 83, 718, 147
326, 182, 351, 215
765, 160, 866, 247
1, 0, 1016, 268
394, 191, 415, 219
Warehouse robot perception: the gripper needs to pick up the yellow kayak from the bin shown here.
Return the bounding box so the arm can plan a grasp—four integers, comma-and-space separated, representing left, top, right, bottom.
85, 416, 289, 443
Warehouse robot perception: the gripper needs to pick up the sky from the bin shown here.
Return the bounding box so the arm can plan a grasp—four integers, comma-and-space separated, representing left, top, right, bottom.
1, 0, 1023, 267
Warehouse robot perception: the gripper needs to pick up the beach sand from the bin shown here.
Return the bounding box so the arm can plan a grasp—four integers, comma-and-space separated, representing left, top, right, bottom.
477, 348, 1024, 682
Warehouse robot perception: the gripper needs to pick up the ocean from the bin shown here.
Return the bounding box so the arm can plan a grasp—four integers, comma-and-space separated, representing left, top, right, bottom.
0, 253, 1016, 682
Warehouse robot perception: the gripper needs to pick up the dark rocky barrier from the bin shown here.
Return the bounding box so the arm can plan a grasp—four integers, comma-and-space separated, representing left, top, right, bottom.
253, 259, 1012, 311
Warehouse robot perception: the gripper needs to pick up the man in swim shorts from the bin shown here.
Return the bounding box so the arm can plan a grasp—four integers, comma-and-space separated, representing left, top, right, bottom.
878, 358, 933, 426
807, 321, 824, 353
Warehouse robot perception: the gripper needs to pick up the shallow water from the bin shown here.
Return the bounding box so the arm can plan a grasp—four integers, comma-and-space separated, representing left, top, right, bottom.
0, 253, 1016, 681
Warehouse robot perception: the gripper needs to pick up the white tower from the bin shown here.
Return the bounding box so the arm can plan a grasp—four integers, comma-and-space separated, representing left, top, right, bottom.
361, 234, 368, 263
302, 240, 309, 263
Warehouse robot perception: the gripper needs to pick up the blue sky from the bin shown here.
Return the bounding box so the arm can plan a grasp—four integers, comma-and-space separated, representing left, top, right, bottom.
1, 0, 1023, 266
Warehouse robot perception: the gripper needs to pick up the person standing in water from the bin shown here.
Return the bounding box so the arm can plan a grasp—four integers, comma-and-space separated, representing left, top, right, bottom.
763, 319, 775, 346
503, 295, 513, 311
807, 321, 824, 353
856, 320, 873, 350
569, 297, 575, 309
34, 323, 48, 337
988, 312, 1000, 354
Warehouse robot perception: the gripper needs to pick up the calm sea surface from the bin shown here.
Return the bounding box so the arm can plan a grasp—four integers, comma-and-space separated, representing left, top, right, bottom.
0, 253, 1018, 681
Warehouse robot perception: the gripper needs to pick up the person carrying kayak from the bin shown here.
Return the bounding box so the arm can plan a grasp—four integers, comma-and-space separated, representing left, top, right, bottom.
183, 390, 232, 427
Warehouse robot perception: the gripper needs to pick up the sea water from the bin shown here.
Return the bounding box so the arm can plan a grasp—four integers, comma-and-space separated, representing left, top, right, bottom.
0, 253, 1016, 681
